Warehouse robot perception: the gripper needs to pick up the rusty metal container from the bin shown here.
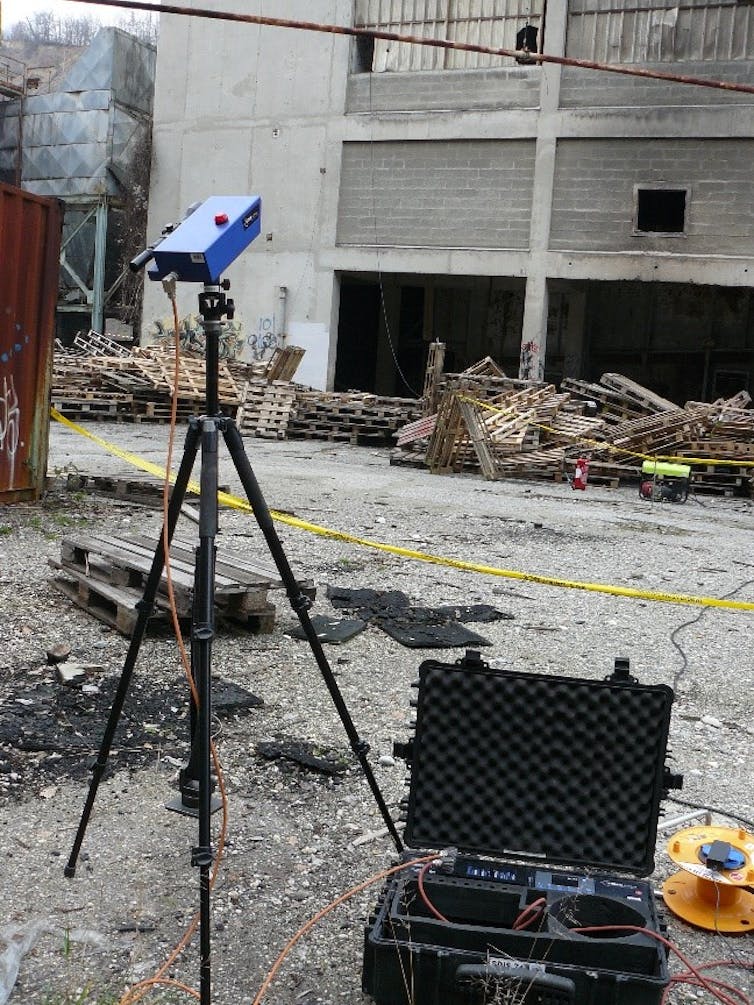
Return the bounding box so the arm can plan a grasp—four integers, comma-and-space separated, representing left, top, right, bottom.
0, 182, 62, 503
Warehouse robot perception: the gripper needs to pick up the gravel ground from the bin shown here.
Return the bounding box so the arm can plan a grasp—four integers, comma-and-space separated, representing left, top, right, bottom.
1, 419, 752, 1005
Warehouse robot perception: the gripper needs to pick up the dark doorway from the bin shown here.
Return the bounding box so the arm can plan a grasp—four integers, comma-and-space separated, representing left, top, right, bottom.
583, 281, 754, 404
335, 280, 381, 392
395, 285, 425, 396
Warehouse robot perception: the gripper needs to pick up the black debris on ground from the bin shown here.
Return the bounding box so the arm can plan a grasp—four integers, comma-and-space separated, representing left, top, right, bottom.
0, 668, 262, 797
325, 585, 514, 648
255, 736, 352, 776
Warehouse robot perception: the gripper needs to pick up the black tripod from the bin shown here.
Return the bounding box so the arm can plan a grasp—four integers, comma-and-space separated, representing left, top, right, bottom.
64, 280, 403, 1005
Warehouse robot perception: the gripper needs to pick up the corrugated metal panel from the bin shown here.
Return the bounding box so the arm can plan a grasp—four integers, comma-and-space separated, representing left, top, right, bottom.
567, 1, 754, 62
0, 31, 155, 200
0, 182, 62, 503
355, 0, 544, 71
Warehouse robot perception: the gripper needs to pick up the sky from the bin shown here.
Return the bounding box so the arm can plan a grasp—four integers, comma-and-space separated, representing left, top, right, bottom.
1, 1, 155, 31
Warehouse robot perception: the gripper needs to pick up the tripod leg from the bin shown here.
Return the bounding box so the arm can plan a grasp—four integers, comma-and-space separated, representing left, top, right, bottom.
190, 419, 219, 1005
65, 419, 202, 878
221, 419, 403, 853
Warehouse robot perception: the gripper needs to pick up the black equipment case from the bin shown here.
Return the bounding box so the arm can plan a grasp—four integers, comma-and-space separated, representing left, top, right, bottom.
362, 652, 682, 1005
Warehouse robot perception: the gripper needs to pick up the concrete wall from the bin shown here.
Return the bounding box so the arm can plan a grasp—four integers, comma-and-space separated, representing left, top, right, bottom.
143, 0, 353, 388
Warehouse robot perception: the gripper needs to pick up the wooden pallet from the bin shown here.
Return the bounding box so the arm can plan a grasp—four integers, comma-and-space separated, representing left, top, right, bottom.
265, 345, 305, 382
51, 567, 277, 636
51, 569, 161, 635
68, 472, 231, 508
395, 414, 437, 448
288, 391, 420, 446
73, 330, 131, 357
460, 356, 506, 378
540, 412, 606, 448
560, 378, 647, 422
458, 398, 500, 479
599, 373, 677, 414
51, 397, 134, 420
421, 342, 446, 417
51, 534, 315, 635
237, 379, 297, 439
426, 392, 466, 473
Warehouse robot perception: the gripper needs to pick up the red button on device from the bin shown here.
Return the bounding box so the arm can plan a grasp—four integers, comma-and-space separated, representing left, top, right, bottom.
215, 213, 229, 225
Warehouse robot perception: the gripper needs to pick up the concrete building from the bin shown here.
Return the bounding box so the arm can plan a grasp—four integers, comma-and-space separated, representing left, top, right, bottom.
143, 0, 754, 403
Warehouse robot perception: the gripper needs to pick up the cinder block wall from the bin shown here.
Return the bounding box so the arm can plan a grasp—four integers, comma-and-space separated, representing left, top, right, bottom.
560, 61, 754, 107
337, 139, 536, 248
346, 68, 540, 113
550, 138, 754, 255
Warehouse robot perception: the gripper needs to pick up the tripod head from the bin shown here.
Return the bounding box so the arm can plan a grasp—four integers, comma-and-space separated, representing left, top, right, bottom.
130, 196, 262, 284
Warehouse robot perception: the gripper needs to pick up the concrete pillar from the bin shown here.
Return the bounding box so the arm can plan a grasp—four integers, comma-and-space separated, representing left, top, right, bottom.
520, 274, 548, 380
519, 0, 567, 381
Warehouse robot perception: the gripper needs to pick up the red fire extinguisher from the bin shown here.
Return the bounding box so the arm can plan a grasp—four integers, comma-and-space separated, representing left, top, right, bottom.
572, 456, 589, 491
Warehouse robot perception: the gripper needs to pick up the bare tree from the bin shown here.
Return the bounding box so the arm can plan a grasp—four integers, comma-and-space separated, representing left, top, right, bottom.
8, 10, 96, 45
5, 9, 158, 47
59, 15, 100, 47
116, 12, 159, 46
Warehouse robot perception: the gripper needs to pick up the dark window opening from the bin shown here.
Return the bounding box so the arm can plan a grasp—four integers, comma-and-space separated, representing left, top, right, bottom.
637, 189, 687, 234
354, 32, 375, 73
515, 24, 539, 64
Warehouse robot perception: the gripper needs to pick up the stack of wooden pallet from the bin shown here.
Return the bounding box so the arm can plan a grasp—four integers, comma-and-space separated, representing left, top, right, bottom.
236, 379, 299, 440
52, 346, 242, 422
50, 533, 315, 636
287, 391, 422, 446
393, 361, 754, 495
560, 373, 676, 424
51, 344, 303, 424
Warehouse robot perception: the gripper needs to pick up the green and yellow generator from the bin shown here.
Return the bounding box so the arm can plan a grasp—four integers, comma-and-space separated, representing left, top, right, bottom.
639, 460, 691, 503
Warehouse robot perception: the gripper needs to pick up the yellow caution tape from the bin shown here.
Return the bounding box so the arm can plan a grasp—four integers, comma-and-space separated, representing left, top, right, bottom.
457, 394, 754, 470
50, 408, 754, 612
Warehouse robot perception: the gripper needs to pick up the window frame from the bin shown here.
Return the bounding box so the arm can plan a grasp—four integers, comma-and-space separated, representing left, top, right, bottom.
633, 184, 690, 237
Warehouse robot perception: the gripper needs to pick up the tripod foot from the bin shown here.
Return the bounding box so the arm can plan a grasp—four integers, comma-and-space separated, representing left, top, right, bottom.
165, 794, 223, 819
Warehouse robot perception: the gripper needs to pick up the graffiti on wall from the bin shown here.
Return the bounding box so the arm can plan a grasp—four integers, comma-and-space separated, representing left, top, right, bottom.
150, 313, 287, 362
245, 315, 281, 361
0, 374, 20, 462
519, 340, 543, 382
151, 313, 245, 360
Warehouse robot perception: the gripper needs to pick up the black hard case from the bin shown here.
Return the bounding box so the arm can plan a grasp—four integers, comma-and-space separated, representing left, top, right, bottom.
363, 655, 677, 1005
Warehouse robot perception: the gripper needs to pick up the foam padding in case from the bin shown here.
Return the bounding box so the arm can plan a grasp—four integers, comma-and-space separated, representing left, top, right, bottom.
404, 662, 674, 875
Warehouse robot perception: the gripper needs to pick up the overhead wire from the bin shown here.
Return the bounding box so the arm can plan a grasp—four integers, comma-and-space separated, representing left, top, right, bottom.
68, 0, 754, 98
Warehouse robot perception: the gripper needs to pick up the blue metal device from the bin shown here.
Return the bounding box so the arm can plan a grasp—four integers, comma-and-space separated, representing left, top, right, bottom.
146, 196, 261, 283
